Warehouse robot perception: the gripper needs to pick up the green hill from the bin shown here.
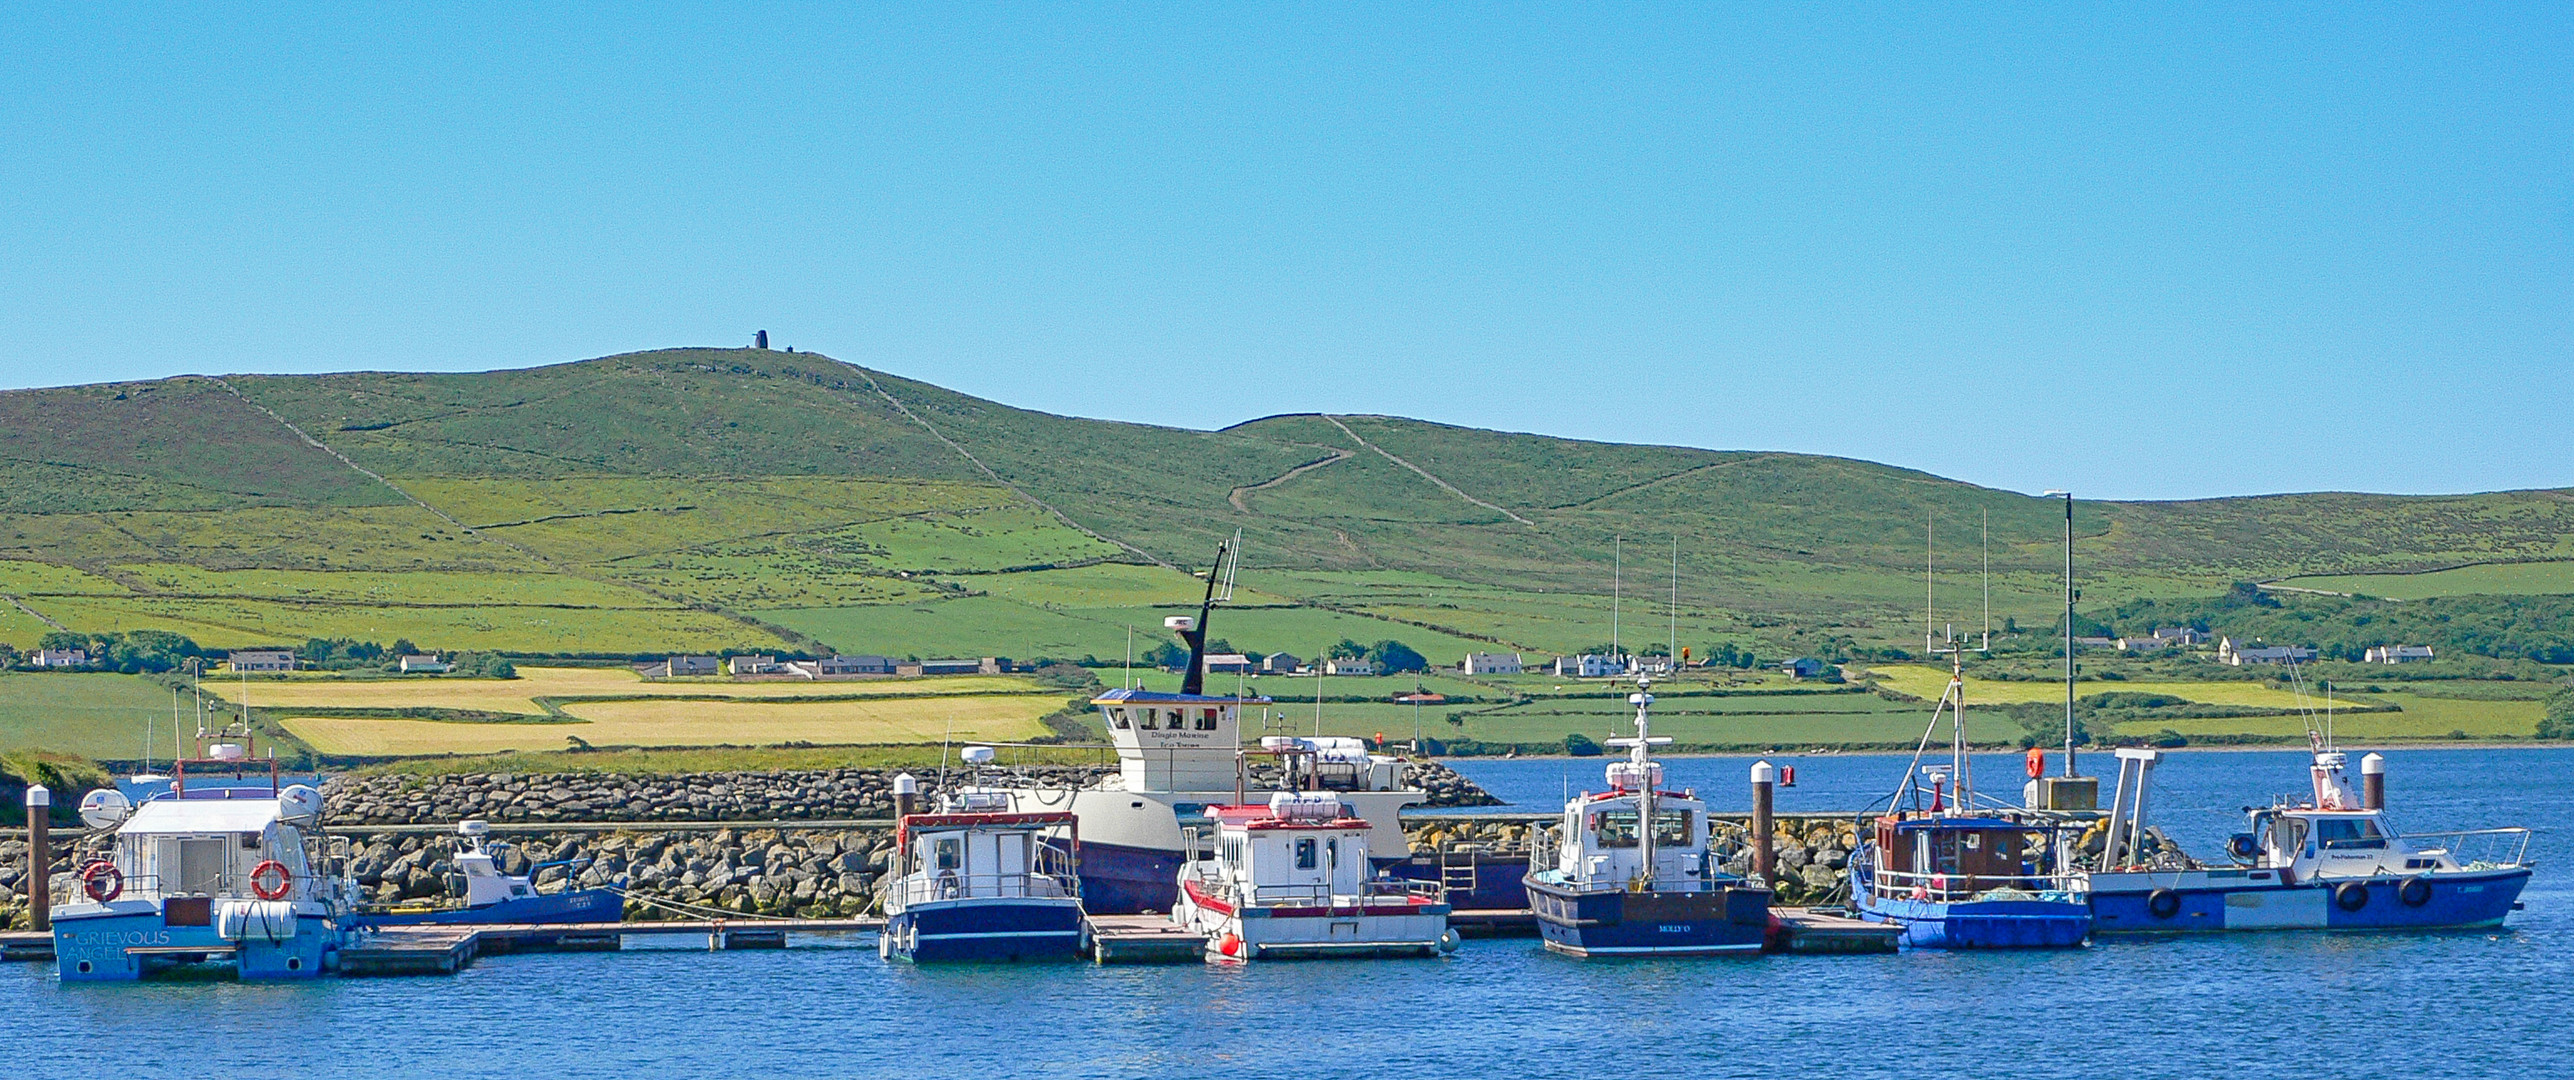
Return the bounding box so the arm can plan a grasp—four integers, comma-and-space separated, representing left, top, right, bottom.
4, 346, 2573, 666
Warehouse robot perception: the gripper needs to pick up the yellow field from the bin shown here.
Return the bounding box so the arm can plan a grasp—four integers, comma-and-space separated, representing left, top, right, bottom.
219, 666, 1053, 716
282, 694, 1059, 755
1859, 665, 2328, 710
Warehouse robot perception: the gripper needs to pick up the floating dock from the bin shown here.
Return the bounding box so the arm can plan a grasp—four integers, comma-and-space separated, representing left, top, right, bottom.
1084, 914, 1209, 964
1768, 908, 1902, 954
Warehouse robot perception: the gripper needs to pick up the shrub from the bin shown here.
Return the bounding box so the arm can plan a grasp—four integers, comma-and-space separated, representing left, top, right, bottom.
1564, 733, 1602, 757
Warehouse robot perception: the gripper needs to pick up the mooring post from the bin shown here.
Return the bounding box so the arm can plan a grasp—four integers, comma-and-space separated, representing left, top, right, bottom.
892, 773, 919, 819
26, 785, 50, 933
2361, 753, 2386, 810
1750, 761, 1776, 885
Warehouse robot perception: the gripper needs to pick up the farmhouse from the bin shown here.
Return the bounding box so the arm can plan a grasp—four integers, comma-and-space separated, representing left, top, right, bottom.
396, 654, 451, 673
638, 655, 720, 678
2116, 636, 2172, 653
1460, 652, 1523, 675
31, 648, 90, 669
816, 654, 896, 675
1554, 654, 1623, 678
1203, 653, 1255, 674
2074, 635, 2120, 651
2217, 638, 2317, 666
1779, 657, 1829, 679
2151, 627, 2208, 646
915, 659, 984, 676
727, 655, 782, 676
226, 649, 294, 672
1324, 657, 1380, 676
1260, 652, 1305, 675
2364, 644, 2435, 664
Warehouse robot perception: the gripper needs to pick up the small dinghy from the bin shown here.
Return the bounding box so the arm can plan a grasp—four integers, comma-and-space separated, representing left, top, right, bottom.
348, 820, 622, 928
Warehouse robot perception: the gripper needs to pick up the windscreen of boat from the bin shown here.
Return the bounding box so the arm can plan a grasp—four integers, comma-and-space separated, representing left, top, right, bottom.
1591, 809, 1694, 848
2317, 817, 2387, 850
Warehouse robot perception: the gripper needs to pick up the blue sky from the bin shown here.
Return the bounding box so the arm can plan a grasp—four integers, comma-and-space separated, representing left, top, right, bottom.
2, 5, 2566, 501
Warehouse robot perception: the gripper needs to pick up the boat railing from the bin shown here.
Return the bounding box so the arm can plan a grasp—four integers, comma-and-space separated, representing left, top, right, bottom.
2399, 826, 2533, 870
1242, 878, 1445, 908
878, 870, 1080, 908
1865, 865, 2084, 902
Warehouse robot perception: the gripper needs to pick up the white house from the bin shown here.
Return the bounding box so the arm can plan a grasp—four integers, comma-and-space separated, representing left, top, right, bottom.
226, 649, 294, 672
2364, 644, 2435, 664
816, 654, 896, 675
31, 647, 89, 668
2151, 627, 2209, 646
2217, 638, 2316, 666
1324, 657, 1380, 676
1554, 654, 1624, 678
397, 654, 451, 673
1460, 652, 1523, 675
728, 655, 781, 676
2116, 636, 2173, 653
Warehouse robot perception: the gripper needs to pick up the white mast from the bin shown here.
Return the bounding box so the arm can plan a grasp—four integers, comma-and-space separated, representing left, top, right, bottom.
1612, 536, 1622, 665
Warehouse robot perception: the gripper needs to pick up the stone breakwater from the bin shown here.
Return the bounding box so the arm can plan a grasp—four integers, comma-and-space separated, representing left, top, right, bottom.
1, 763, 1500, 927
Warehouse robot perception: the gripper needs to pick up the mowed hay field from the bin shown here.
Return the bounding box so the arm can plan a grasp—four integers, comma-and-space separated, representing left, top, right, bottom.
282, 694, 1062, 756
2107, 693, 2541, 741
217, 667, 1052, 716
1860, 665, 2329, 710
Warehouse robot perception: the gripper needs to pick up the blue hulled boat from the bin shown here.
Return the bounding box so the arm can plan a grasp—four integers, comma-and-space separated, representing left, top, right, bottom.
2083, 743, 2533, 933
1852, 653, 2091, 948
1524, 679, 1772, 957
52, 731, 360, 981
879, 749, 1087, 962
347, 820, 622, 928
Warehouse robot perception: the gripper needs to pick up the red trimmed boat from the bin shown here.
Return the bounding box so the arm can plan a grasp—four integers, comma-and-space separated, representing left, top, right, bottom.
1173, 792, 1455, 961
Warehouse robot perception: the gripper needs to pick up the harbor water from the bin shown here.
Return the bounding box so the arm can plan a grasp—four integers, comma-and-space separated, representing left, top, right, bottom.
18, 747, 2572, 1078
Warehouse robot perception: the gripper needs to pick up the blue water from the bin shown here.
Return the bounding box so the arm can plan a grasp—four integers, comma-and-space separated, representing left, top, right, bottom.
18, 748, 2572, 1079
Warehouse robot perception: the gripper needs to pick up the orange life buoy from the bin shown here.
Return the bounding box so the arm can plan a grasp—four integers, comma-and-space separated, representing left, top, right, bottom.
250, 859, 293, 901
81, 860, 123, 902
2026, 747, 2046, 780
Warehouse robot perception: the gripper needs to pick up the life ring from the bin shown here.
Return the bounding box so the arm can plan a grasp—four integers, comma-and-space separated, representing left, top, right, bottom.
2025, 747, 2046, 780
2333, 881, 2370, 913
2398, 876, 2433, 908
2146, 888, 2182, 919
250, 859, 293, 901
81, 860, 124, 903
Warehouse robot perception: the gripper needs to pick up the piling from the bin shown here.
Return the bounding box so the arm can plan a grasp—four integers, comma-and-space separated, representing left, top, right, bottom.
25, 785, 48, 933
1750, 761, 1776, 884
892, 773, 919, 818
2361, 753, 2386, 810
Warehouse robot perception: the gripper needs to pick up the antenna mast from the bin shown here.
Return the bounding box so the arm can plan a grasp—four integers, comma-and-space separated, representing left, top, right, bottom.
1982, 509, 1992, 651
1612, 536, 1622, 666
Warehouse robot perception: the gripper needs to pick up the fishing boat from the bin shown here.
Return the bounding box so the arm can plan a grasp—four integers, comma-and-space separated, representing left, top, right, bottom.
1523, 679, 1772, 957
1851, 650, 2092, 948
347, 819, 622, 927
2084, 741, 2533, 932
51, 728, 358, 981
879, 746, 1086, 962
1002, 537, 1436, 914
1173, 789, 1453, 961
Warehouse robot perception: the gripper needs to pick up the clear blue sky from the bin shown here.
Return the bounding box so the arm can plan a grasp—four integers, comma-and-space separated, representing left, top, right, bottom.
3, 5, 2567, 501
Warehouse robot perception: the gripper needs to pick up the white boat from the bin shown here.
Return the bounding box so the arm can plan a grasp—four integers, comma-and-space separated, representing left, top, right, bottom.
878, 748, 1087, 962
52, 730, 358, 981
1172, 790, 1454, 961
1003, 537, 1428, 913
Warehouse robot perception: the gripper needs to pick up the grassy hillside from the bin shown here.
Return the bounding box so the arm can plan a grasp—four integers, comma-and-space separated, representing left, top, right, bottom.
0, 346, 2570, 677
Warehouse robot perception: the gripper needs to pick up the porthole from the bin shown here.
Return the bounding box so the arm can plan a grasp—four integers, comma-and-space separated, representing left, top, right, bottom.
287, 957, 303, 971
75, 961, 93, 974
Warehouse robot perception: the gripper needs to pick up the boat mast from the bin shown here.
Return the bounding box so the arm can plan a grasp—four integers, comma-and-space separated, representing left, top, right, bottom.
1632, 684, 1654, 888
2046, 489, 2078, 778
1612, 536, 1622, 667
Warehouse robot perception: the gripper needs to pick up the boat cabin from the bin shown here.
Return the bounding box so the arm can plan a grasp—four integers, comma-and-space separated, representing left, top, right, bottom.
1869, 815, 2065, 902
103, 797, 323, 906
1548, 761, 1716, 890
1194, 793, 1383, 907
890, 792, 1080, 904
1094, 688, 1269, 792
449, 820, 537, 906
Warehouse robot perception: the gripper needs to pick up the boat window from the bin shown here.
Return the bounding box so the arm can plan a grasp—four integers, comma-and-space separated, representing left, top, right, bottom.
239, 831, 262, 850
935, 837, 961, 871
1590, 809, 1692, 848
2317, 817, 2387, 849
1296, 838, 1318, 870
1108, 708, 1131, 730
1655, 809, 1693, 847
1195, 708, 1220, 731
1137, 709, 1159, 730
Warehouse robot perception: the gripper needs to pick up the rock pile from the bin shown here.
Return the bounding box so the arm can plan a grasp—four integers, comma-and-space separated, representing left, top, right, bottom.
1400, 814, 1859, 905
335, 827, 893, 920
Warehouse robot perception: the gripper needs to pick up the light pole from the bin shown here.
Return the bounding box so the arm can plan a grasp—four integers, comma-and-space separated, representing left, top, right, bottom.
2043, 489, 2077, 777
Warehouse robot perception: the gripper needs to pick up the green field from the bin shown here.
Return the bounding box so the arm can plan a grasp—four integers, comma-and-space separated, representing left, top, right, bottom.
4, 346, 2574, 715
2282, 561, 2574, 600
0, 672, 185, 759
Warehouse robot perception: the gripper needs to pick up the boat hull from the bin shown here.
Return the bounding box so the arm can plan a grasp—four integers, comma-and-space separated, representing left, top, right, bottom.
348, 887, 624, 927
1855, 894, 2092, 949
2088, 866, 2532, 933
883, 897, 1086, 962
52, 900, 341, 982
1523, 876, 1770, 957
1177, 883, 1450, 961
